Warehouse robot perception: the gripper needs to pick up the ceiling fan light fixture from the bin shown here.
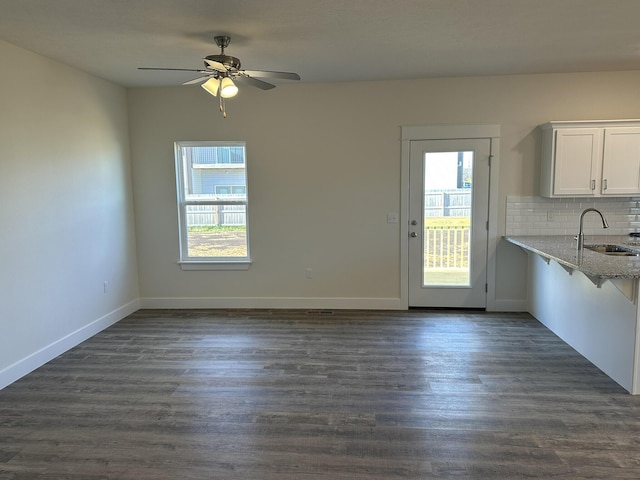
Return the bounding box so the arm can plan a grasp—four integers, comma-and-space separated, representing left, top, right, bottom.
201, 77, 219, 96
140, 35, 300, 119
220, 76, 238, 98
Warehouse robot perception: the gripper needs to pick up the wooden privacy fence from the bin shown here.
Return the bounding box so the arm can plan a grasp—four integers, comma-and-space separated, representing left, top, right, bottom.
425, 191, 471, 217
424, 217, 470, 269
186, 205, 245, 227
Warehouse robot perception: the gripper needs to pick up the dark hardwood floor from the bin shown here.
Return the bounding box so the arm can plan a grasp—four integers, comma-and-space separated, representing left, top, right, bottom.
1, 309, 640, 479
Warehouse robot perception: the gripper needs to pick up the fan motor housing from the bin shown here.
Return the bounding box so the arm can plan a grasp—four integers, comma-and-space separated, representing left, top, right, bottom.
205, 54, 241, 70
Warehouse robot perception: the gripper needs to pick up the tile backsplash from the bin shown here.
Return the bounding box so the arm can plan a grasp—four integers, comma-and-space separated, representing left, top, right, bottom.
505, 196, 640, 236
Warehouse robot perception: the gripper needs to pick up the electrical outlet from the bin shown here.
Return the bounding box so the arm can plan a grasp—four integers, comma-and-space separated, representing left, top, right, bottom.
305, 268, 313, 279
387, 213, 399, 224
547, 211, 554, 222
103, 281, 109, 293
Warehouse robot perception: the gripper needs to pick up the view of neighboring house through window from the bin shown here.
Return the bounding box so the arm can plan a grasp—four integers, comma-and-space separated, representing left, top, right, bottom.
174, 141, 249, 265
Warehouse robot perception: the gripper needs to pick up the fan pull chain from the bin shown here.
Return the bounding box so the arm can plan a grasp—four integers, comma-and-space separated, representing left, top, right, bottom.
218, 78, 227, 118
220, 97, 227, 118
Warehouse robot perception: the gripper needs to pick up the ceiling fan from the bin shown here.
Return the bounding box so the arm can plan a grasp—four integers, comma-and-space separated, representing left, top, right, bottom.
138, 35, 301, 117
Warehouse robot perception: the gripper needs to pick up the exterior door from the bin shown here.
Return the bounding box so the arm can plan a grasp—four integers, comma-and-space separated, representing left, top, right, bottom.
408, 139, 490, 308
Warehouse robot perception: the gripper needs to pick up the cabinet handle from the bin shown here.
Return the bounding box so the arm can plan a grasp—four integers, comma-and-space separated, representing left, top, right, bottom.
591, 179, 596, 190
603, 179, 608, 190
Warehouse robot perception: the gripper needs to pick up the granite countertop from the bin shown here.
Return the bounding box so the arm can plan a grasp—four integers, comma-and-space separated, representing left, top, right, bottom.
504, 235, 640, 279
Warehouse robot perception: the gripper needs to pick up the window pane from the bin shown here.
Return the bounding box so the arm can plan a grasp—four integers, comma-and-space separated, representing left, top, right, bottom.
186, 205, 247, 257
182, 145, 247, 200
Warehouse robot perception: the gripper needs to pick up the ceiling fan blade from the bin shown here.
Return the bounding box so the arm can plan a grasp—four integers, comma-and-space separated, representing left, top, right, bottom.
236, 75, 276, 90
204, 59, 228, 72
138, 67, 206, 73
242, 70, 300, 80
182, 75, 215, 85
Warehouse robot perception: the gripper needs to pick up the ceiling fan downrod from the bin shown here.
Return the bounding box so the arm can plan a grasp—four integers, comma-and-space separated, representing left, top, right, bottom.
214, 35, 231, 55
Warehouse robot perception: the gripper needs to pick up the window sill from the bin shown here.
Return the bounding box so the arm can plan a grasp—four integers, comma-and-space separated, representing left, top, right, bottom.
178, 260, 252, 271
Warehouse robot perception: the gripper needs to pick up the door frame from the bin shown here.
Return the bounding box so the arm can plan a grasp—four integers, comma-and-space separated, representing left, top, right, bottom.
400, 125, 501, 310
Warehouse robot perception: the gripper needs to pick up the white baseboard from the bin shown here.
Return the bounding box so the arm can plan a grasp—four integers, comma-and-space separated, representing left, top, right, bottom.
140, 296, 528, 312
0, 299, 140, 390
140, 296, 405, 310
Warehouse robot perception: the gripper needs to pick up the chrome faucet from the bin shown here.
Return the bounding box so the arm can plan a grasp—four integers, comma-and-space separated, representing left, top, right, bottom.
576, 208, 609, 251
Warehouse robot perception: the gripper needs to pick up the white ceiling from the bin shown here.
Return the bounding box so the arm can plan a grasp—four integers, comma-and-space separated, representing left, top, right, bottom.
1, 0, 640, 88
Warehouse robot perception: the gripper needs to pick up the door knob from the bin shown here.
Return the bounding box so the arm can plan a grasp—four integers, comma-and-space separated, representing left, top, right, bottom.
410, 232, 418, 238
410, 220, 418, 225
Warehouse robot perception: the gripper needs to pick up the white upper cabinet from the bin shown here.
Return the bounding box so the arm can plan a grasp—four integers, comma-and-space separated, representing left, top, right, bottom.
540, 120, 640, 198
601, 127, 640, 195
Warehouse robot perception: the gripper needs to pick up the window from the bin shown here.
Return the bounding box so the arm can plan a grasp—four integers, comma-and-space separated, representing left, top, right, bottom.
174, 141, 250, 269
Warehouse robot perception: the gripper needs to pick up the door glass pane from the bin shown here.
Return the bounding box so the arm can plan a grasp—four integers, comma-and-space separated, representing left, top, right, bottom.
423, 151, 473, 286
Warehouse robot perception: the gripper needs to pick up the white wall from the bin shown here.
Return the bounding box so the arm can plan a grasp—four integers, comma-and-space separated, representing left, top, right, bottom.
0, 40, 140, 388
128, 70, 640, 309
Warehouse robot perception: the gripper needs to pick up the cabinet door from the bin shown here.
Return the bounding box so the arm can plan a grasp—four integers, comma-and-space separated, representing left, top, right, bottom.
602, 127, 640, 195
553, 128, 602, 196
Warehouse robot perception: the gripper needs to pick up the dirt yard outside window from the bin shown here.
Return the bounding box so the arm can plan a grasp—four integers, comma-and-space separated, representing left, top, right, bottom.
187, 227, 247, 257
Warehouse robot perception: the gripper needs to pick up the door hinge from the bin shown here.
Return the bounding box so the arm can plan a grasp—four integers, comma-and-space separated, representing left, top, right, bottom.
488, 154, 493, 167
485, 283, 488, 293
486, 220, 489, 231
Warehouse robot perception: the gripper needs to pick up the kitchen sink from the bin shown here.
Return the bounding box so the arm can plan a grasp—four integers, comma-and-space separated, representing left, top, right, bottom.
584, 244, 640, 256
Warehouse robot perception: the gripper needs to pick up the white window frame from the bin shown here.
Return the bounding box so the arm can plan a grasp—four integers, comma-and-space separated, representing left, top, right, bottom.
174, 141, 251, 270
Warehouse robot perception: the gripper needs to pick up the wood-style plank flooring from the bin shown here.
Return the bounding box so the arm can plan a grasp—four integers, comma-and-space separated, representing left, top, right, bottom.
1, 309, 640, 479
